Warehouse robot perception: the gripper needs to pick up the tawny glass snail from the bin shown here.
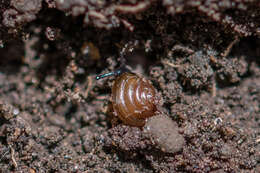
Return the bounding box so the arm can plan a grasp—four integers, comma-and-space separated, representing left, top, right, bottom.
96, 68, 158, 127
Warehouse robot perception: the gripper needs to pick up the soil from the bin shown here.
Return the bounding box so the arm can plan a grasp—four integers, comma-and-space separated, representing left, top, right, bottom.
0, 0, 259, 172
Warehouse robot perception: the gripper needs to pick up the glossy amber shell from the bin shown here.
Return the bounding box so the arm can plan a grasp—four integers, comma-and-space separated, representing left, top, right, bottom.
112, 72, 157, 127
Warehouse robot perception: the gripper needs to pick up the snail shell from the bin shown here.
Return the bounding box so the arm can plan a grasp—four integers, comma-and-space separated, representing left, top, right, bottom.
112, 72, 158, 127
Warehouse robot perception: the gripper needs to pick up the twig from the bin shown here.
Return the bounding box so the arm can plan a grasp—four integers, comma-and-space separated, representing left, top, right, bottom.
209, 55, 218, 64
10, 145, 17, 168
256, 138, 260, 143
211, 77, 216, 97
121, 19, 134, 32
85, 76, 93, 98
171, 45, 194, 55
0, 147, 10, 162
163, 60, 180, 68
114, 1, 150, 14
221, 37, 239, 58
88, 11, 108, 22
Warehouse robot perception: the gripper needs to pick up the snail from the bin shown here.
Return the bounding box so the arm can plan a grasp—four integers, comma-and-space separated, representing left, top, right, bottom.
96, 68, 158, 127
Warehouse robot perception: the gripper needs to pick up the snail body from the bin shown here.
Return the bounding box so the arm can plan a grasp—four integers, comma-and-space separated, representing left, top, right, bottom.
112, 72, 158, 127
96, 69, 158, 127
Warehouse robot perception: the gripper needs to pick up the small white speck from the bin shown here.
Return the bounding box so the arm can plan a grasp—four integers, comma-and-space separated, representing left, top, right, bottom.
13, 108, 19, 115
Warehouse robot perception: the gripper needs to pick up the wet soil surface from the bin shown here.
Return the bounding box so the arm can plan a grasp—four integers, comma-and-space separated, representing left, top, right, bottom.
0, 0, 259, 172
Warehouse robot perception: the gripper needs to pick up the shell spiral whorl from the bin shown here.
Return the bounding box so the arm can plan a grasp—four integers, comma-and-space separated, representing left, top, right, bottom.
112, 72, 157, 127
